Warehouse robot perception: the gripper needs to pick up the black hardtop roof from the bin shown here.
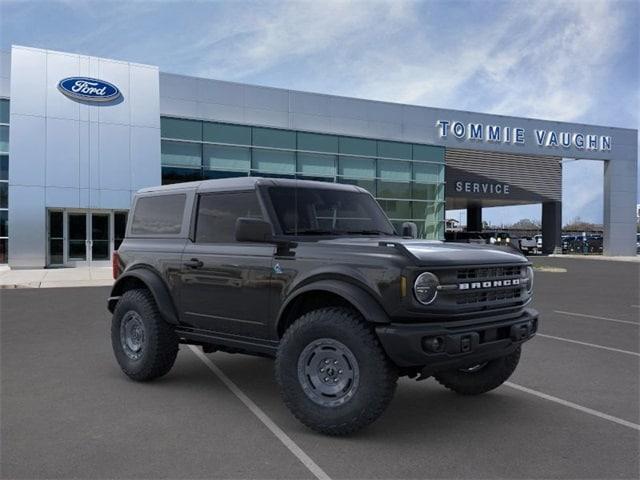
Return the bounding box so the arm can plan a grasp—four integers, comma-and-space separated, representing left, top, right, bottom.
136, 177, 368, 195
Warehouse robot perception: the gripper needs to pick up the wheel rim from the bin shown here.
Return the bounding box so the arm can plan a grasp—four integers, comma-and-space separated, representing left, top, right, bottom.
120, 311, 146, 360
459, 362, 488, 373
297, 338, 360, 407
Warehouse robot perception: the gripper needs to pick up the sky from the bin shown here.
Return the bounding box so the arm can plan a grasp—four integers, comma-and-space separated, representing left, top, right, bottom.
1, 0, 638, 226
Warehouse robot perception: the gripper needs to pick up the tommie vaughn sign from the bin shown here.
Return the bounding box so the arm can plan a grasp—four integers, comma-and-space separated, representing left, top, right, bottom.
58, 77, 121, 102
436, 120, 612, 152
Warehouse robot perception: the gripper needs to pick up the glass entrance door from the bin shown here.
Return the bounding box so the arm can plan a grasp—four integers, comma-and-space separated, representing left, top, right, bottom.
47, 210, 128, 267
91, 213, 110, 261
67, 213, 87, 262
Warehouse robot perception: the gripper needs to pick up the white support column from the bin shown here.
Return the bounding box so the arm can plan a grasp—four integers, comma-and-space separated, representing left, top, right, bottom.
603, 145, 638, 256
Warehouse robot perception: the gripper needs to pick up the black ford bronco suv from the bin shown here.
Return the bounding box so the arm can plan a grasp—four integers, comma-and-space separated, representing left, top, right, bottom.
108, 177, 537, 435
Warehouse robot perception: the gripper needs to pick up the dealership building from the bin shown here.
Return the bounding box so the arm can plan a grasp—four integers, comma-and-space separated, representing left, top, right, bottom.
0, 45, 637, 268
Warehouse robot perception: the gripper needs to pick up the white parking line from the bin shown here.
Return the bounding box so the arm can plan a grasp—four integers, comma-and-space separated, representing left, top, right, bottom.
189, 346, 331, 480
554, 310, 639, 326
505, 382, 640, 431
537, 333, 640, 357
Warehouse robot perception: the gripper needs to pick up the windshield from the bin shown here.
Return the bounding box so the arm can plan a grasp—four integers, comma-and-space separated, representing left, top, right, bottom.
267, 186, 396, 236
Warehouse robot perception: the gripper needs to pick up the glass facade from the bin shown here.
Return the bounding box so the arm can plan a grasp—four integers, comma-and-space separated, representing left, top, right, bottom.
0, 99, 8, 263
160, 117, 445, 238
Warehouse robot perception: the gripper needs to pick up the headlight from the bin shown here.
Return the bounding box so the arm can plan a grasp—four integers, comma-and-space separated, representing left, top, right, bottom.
414, 272, 439, 305
525, 266, 534, 293
489, 237, 496, 244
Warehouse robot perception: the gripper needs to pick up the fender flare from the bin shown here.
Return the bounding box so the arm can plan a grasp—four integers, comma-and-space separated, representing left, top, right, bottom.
276, 279, 390, 334
108, 267, 179, 325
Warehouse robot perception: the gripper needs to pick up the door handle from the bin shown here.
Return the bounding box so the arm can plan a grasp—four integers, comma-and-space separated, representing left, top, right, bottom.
184, 258, 203, 269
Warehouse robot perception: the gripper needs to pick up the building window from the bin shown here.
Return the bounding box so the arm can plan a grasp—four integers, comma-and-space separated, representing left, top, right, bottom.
160, 116, 446, 239
161, 166, 202, 185
0, 99, 8, 124
297, 132, 339, 154
339, 137, 377, 157
203, 144, 250, 172
297, 153, 336, 179
161, 140, 201, 168
0, 155, 7, 181
378, 140, 412, 160
0, 210, 7, 264
252, 148, 295, 175
0, 99, 8, 263
0, 126, 8, 154
252, 127, 296, 149
161, 117, 202, 141
377, 160, 411, 199
203, 122, 250, 145
0, 182, 7, 208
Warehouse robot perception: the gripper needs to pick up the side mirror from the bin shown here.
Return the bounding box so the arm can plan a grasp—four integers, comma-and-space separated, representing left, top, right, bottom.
235, 217, 273, 243
401, 221, 418, 239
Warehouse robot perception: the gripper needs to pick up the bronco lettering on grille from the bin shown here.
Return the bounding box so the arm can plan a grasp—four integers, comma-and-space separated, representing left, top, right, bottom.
459, 279, 520, 290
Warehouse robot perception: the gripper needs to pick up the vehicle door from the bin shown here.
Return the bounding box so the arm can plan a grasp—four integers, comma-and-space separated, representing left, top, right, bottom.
178, 190, 274, 339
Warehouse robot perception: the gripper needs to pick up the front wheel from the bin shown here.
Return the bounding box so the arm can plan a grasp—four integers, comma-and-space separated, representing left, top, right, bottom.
434, 347, 521, 395
275, 307, 398, 436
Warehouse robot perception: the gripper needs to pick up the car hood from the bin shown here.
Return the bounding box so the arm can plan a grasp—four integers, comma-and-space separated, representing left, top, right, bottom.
318, 237, 527, 266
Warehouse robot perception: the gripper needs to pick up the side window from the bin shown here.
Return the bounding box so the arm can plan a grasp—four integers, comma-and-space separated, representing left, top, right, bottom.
195, 191, 263, 243
131, 194, 186, 235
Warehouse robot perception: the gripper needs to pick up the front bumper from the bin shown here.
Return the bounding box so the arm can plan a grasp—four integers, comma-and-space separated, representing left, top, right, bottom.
376, 308, 538, 370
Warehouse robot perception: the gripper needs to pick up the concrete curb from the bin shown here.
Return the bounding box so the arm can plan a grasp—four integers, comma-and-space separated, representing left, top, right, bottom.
0, 279, 114, 289
549, 254, 640, 263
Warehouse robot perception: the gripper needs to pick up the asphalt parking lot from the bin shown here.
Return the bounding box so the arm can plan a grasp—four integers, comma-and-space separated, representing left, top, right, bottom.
1, 257, 639, 479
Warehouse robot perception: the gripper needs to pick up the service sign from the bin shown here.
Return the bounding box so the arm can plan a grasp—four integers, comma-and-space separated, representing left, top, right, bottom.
58, 77, 121, 102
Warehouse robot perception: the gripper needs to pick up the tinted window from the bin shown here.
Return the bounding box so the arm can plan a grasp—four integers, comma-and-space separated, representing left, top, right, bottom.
268, 186, 395, 236
0, 155, 7, 180
196, 191, 263, 243
0, 99, 9, 124
131, 194, 186, 235
162, 166, 202, 185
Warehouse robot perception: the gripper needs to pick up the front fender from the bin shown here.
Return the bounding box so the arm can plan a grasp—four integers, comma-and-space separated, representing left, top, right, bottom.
277, 279, 390, 333
108, 267, 179, 325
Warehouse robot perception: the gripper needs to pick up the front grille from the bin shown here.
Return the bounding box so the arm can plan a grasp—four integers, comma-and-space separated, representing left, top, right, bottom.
427, 263, 530, 315
457, 266, 523, 280
456, 287, 522, 305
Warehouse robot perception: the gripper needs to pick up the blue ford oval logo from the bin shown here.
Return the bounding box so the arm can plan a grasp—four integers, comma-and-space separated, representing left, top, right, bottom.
58, 77, 121, 102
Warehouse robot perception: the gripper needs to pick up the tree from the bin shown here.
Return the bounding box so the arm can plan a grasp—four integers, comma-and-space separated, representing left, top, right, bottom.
509, 218, 540, 230
563, 216, 602, 232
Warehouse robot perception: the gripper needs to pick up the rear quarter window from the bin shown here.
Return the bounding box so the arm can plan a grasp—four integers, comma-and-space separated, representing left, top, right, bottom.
130, 193, 186, 235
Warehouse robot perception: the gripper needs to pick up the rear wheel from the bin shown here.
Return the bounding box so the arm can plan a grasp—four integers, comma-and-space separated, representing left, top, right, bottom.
434, 347, 521, 395
111, 289, 179, 381
275, 307, 398, 435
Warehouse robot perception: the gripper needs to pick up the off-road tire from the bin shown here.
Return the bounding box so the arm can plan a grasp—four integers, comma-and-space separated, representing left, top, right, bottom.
434, 347, 521, 395
111, 288, 179, 381
275, 307, 398, 436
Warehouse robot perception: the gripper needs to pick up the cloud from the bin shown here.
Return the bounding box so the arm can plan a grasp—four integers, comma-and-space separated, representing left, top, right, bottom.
1, 0, 636, 223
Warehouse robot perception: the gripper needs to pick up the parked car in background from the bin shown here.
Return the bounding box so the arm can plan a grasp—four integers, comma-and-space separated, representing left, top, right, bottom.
563, 235, 603, 254
517, 236, 539, 255
445, 230, 515, 249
